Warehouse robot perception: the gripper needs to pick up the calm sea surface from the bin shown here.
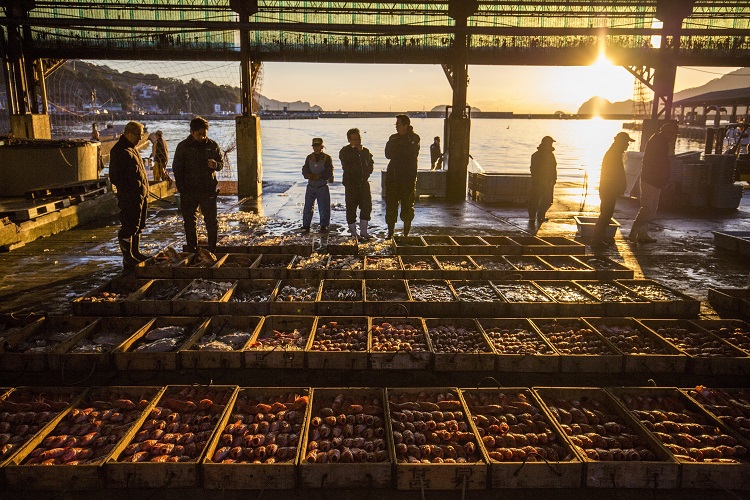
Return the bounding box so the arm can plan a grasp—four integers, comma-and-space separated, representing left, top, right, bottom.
76, 117, 704, 187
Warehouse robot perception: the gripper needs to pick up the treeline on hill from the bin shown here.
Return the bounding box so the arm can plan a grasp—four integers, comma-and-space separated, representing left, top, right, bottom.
45, 61, 241, 115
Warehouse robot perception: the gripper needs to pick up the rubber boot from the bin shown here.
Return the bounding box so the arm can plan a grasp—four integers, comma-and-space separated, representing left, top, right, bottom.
119, 238, 140, 269
348, 223, 358, 239
359, 219, 372, 241
131, 234, 150, 262
387, 224, 395, 239
403, 221, 411, 237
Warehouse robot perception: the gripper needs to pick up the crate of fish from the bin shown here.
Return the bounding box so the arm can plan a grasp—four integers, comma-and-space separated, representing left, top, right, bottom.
575, 256, 634, 280
534, 281, 604, 317
202, 388, 310, 490
106, 385, 237, 488
363, 255, 403, 279
574, 280, 653, 317
583, 317, 688, 374
608, 387, 750, 489
180, 315, 262, 370
246, 234, 288, 254
434, 255, 481, 280
707, 287, 750, 317
531, 318, 621, 373
216, 233, 260, 253
478, 318, 559, 373
4, 386, 164, 491
211, 253, 260, 280
0, 387, 85, 469
452, 236, 492, 255
491, 281, 557, 317
451, 280, 507, 317
48, 317, 156, 373
317, 279, 365, 316
72, 277, 150, 316
170, 278, 235, 316
369, 318, 433, 370
289, 253, 329, 279
482, 236, 522, 255
129, 279, 192, 316
270, 279, 321, 316
616, 279, 700, 318
249, 254, 295, 279
398, 255, 441, 278
460, 388, 583, 488
421, 235, 460, 255
387, 388, 488, 491
534, 387, 679, 489
508, 235, 554, 255
391, 235, 428, 256
407, 279, 460, 317
539, 255, 596, 280
281, 234, 314, 257
222, 279, 278, 316
691, 319, 750, 356
424, 318, 495, 371
639, 319, 750, 375
684, 386, 750, 443
305, 317, 369, 371
300, 388, 393, 489
244, 315, 313, 370
504, 255, 557, 280
364, 279, 412, 317
325, 234, 359, 255
134, 246, 189, 279
0, 313, 43, 350
325, 255, 364, 279
0, 316, 99, 372
537, 236, 586, 255
172, 250, 225, 279
113, 316, 209, 371
470, 255, 516, 278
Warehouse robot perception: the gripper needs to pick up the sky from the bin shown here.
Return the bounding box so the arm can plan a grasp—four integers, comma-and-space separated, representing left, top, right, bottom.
99, 59, 741, 114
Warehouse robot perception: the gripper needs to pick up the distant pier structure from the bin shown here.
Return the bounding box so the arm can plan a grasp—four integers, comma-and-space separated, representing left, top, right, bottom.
2, 1, 749, 199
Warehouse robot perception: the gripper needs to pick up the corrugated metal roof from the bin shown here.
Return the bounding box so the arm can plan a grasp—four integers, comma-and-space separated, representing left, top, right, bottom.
674, 87, 750, 107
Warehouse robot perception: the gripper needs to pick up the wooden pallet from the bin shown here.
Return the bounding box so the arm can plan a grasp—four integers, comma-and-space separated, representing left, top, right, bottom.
0, 198, 71, 221
25, 178, 109, 199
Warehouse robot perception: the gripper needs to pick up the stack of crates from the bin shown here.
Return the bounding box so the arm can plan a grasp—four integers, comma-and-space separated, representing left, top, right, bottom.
705, 154, 743, 209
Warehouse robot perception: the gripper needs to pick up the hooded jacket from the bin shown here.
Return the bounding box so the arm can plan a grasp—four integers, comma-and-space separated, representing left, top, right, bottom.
109, 135, 149, 198
172, 135, 223, 195
529, 145, 557, 185
385, 127, 420, 186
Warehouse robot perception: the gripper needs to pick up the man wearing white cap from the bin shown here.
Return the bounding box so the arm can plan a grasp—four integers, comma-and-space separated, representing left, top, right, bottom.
301, 137, 333, 232
591, 132, 635, 248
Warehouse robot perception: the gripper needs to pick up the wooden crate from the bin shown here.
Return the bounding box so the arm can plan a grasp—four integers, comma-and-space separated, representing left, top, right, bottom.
202, 387, 310, 490
530, 318, 621, 373
243, 315, 313, 369
250, 254, 295, 279
537, 236, 586, 255
325, 255, 364, 279
71, 277, 149, 316
452, 236, 492, 255
398, 255, 441, 278
222, 278, 278, 315
386, 387, 488, 490
129, 279, 191, 316
0, 316, 99, 372
481, 236, 522, 255
576, 256, 634, 280
133, 249, 190, 279
246, 236, 287, 255
639, 319, 750, 375
306, 316, 369, 370
3, 386, 163, 491
113, 316, 210, 371
539, 256, 596, 280
421, 235, 459, 255
0, 313, 44, 349
317, 279, 365, 316
574, 281, 654, 317
326, 235, 359, 255
707, 287, 750, 316
691, 318, 750, 356
370, 317, 433, 370
450, 280, 507, 318
583, 317, 688, 374
424, 318, 495, 371
270, 279, 322, 315
300, 388, 393, 489
363, 256, 404, 279
170, 278, 235, 316
48, 316, 156, 372
534, 387, 679, 489
682, 386, 750, 447
211, 253, 260, 280
434, 255, 481, 280
607, 386, 750, 489
504, 255, 557, 280
470, 255, 516, 279
478, 318, 560, 373
507, 235, 554, 255
364, 279, 412, 317
289, 254, 330, 279
172, 252, 225, 279
616, 279, 701, 318
460, 388, 583, 488
106, 385, 238, 488
534, 281, 604, 318
391, 235, 428, 256
180, 315, 262, 370
491, 281, 557, 317
407, 279, 460, 318
275, 235, 313, 257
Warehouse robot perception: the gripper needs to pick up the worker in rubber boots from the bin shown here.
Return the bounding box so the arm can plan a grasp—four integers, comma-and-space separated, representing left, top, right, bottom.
339, 127, 374, 241
384, 114, 420, 239
109, 121, 150, 269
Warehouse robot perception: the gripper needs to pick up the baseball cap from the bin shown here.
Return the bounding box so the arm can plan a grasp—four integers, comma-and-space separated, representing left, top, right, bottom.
615, 132, 635, 142
312, 137, 324, 146
541, 136, 556, 143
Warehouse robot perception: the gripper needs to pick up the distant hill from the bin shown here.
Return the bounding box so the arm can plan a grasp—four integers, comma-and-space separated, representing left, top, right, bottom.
577, 67, 750, 115
258, 96, 322, 112
430, 104, 482, 113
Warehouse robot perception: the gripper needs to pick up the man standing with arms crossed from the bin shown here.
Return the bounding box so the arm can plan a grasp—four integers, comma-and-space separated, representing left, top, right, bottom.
384, 114, 420, 239
339, 128, 374, 241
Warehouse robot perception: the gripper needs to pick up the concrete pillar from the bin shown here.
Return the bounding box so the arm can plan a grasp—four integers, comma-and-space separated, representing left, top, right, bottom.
10, 113, 51, 139
236, 115, 262, 198
445, 12, 471, 201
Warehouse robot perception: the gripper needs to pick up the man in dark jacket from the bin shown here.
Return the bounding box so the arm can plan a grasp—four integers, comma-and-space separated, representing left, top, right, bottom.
628, 121, 678, 244
528, 136, 557, 225
172, 116, 223, 252
339, 128, 374, 240
109, 121, 149, 268
430, 136, 443, 170
385, 114, 420, 238
591, 132, 635, 249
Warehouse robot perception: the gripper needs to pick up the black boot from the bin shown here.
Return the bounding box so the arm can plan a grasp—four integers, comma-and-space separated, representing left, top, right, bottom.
403, 221, 411, 237
387, 224, 394, 239
119, 238, 140, 269
131, 234, 150, 262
